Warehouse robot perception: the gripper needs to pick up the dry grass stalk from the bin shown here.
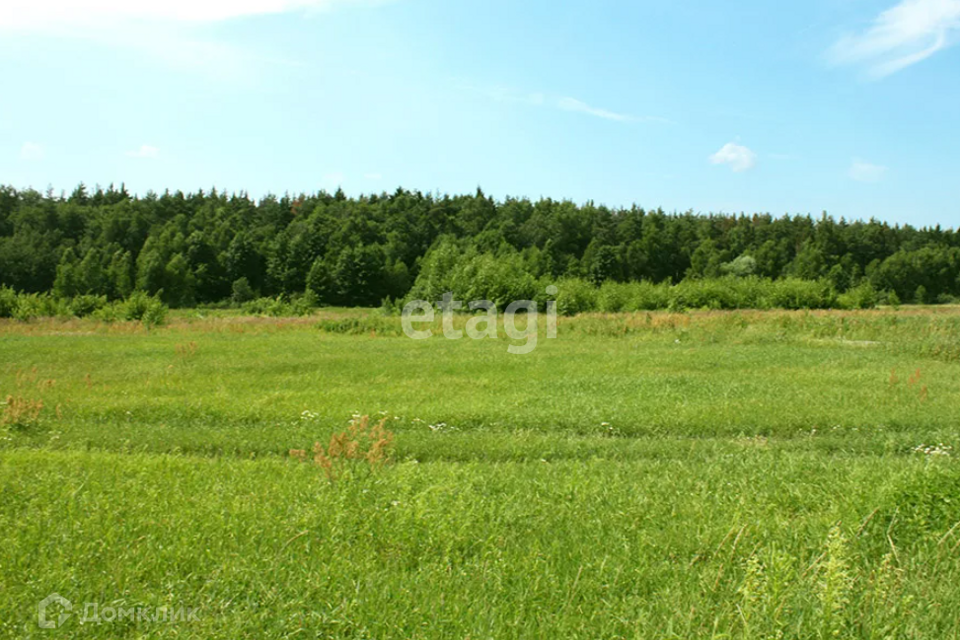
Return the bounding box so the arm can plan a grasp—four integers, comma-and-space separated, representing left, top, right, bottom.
290, 414, 395, 481
1, 395, 44, 429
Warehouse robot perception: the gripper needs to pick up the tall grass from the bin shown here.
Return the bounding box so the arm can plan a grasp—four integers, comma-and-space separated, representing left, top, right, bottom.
2, 309, 960, 637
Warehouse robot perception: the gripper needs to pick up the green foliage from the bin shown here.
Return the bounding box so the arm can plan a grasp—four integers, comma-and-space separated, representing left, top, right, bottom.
241, 294, 316, 317
767, 278, 838, 310
11, 292, 65, 320
671, 278, 739, 310
163, 253, 195, 307
68, 294, 108, 318
305, 257, 333, 301
2, 184, 960, 310
0, 286, 16, 318
398, 272, 878, 317
0, 285, 165, 325
596, 281, 635, 312
553, 277, 598, 315
720, 254, 757, 278
837, 282, 879, 310
231, 277, 256, 305
869, 247, 960, 302
406, 238, 540, 308
117, 291, 168, 326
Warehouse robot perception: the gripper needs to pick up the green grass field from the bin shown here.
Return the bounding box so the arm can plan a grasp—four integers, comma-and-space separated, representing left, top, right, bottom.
3, 308, 960, 638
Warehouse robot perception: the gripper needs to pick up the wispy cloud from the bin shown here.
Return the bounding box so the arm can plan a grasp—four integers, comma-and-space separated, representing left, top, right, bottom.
457, 83, 545, 107
20, 142, 44, 161
557, 97, 672, 123
460, 82, 668, 124
0, 0, 388, 30
828, 0, 960, 78
126, 145, 160, 159
710, 142, 757, 173
0, 1, 383, 79
849, 159, 888, 182
557, 97, 633, 122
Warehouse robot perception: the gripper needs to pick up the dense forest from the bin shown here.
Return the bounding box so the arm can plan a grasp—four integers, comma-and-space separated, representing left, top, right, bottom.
1, 183, 959, 313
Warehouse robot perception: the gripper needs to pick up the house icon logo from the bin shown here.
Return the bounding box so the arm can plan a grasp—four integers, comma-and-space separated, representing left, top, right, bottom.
38, 593, 72, 629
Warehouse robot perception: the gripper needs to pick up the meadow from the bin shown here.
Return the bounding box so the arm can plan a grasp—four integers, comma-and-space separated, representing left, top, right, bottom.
2, 307, 960, 638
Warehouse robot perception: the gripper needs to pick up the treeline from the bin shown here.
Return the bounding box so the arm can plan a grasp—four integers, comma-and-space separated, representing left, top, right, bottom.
1, 183, 959, 310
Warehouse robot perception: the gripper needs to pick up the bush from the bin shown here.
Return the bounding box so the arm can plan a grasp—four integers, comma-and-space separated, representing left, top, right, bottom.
670, 278, 744, 310
837, 283, 879, 310
0, 286, 17, 318
69, 294, 108, 318
0, 287, 165, 325
407, 240, 541, 310
628, 281, 672, 311
119, 291, 168, 326
553, 278, 598, 316
720, 255, 757, 278
767, 279, 837, 310
242, 295, 315, 318
140, 300, 168, 328
316, 316, 403, 336
597, 282, 632, 313
13, 293, 64, 321
231, 277, 256, 304
293, 290, 319, 315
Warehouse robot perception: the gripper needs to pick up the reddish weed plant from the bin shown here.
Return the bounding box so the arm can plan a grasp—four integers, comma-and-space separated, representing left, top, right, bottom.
290, 414, 395, 481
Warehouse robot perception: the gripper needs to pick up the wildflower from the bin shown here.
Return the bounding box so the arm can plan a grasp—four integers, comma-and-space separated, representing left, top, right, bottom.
913, 443, 952, 457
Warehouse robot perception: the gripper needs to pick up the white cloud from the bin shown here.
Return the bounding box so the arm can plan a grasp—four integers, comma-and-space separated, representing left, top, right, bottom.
557, 97, 671, 123
829, 0, 960, 78
126, 144, 160, 158
849, 159, 888, 182
557, 97, 635, 122
0, 0, 383, 30
457, 83, 545, 107
20, 142, 43, 160
0, 0, 384, 78
459, 82, 670, 124
710, 142, 757, 173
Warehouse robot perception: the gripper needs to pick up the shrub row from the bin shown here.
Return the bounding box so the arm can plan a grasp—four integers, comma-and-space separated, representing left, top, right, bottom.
403, 276, 884, 316
0, 287, 167, 326
240, 292, 318, 317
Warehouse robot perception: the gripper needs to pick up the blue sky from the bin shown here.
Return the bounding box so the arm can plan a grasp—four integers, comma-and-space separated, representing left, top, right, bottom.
1, 0, 958, 227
